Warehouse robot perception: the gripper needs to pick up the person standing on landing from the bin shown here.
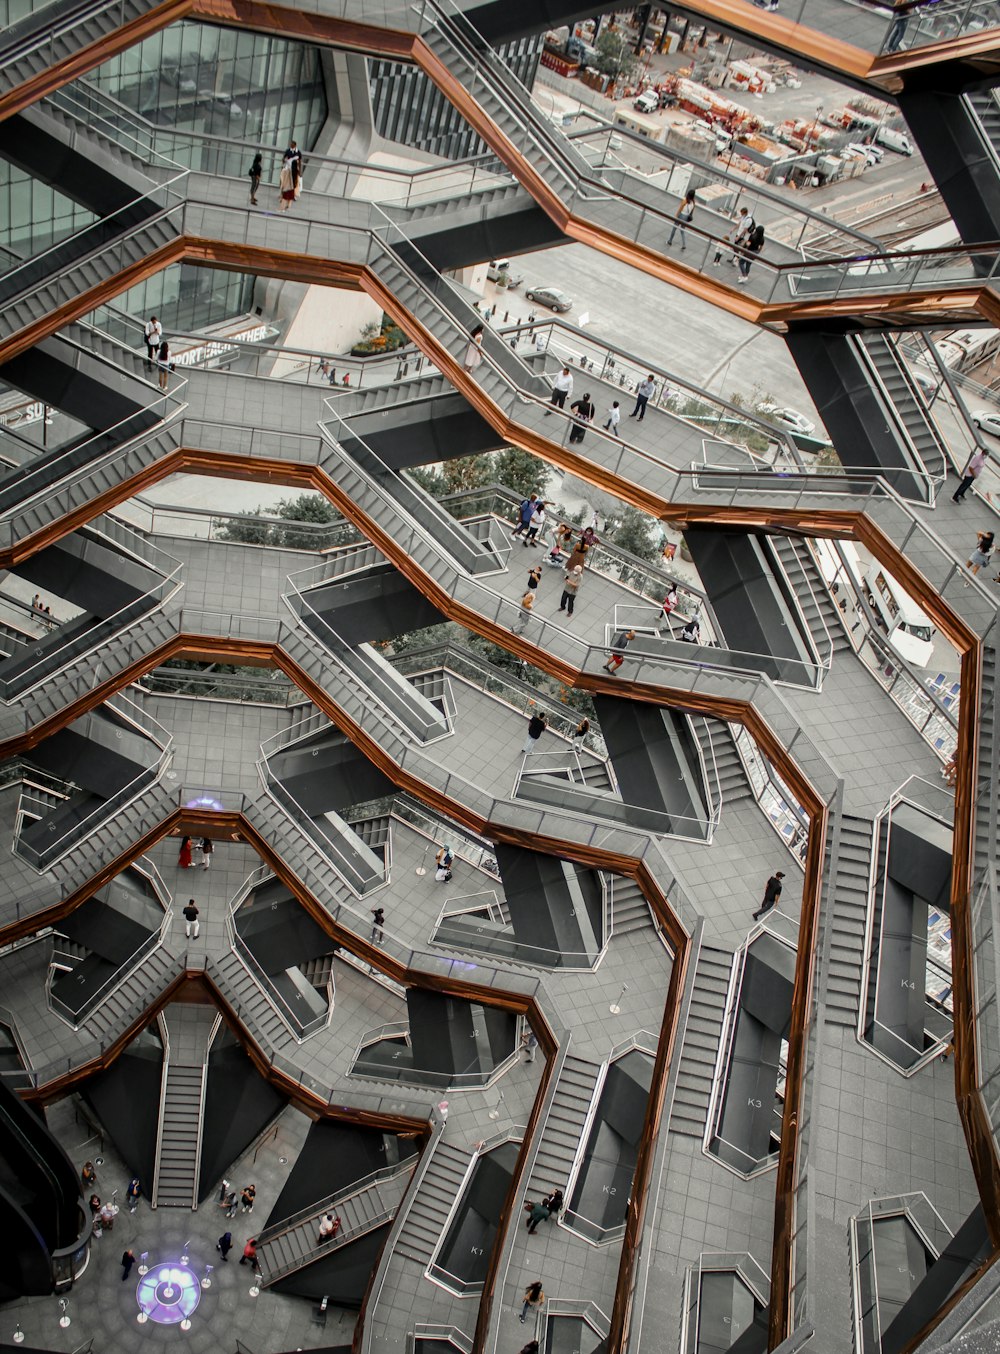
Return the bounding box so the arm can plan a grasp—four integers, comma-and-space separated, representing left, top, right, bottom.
143, 315, 162, 370
630, 375, 655, 421
511, 493, 538, 542
248, 152, 262, 204
753, 871, 784, 921
177, 835, 192, 869
559, 564, 583, 618
201, 837, 213, 870
953, 448, 987, 503
183, 899, 200, 939
522, 711, 547, 754
546, 367, 573, 413
668, 189, 696, 250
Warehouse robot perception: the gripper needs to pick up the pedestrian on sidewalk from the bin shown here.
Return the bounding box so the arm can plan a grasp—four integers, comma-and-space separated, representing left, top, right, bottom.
217, 1232, 233, 1261
248, 151, 262, 204
668, 188, 696, 250
239, 1238, 257, 1266
201, 837, 213, 870
568, 392, 594, 444
558, 564, 583, 618
241, 1184, 256, 1214
522, 710, 548, 754
121, 1248, 136, 1282
520, 1280, 545, 1323
464, 324, 484, 373
183, 899, 200, 939
630, 375, 655, 422
546, 367, 573, 413
370, 906, 385, 942
966, 529, 994, 578
512, 589, 535, 635
604, 400, 621, 435
953, 448, 988, 502
604, 630, 636, 674
524, 1200, 549, 1234
143, 315, 162, 370
753, 871, 784, 921
511, 493, 539, 541
177, 835, 192, 869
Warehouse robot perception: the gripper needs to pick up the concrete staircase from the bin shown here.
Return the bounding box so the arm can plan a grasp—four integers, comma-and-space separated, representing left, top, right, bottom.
855, 332, 949, 486
692, 717, 753, 806
211, 950, 294, 1048
610, 877, 654, 935
255, 1163, 415, 1285
527, 1053, 601, 1196
825, 815, 876, 1027
151, 1005, 217, 1208
769, 534, 852, 660
394, 1141, 472, 1265
670, 945, 734, 1138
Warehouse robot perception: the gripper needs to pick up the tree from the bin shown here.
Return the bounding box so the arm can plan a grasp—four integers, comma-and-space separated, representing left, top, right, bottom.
439, 454, 497, 495
592, 29, 639, 85
493, 447, 548, 501
214, 491, 344, 549
609, 506, 658, 561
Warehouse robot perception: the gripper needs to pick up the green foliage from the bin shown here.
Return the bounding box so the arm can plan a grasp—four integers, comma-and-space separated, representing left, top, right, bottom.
386, 621, 461, 657
440, 455, 497, 495
214, 492, 346, 549
607, 506, 658, 562
492, 446, 547, 500
592, 29, 639, 83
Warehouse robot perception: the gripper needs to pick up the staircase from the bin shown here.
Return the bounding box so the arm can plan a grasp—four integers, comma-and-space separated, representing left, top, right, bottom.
692, 717, 753, 806
256, 1163, 415, 1285
610, 877, 654, 935
407, 667, 450, 718
394, 1141, 472, 1264
854, 333, 950, 487
768, 534, 852, 660
966, 87, 1000, 163
526, 1053, 601, 1197
670, 945, 734, 1138
211, 950, 296, 1049
151, 1006, 217, 1208
576, 753, 616, 793
84, 943, 179, 1040
825, 815, 876, 1027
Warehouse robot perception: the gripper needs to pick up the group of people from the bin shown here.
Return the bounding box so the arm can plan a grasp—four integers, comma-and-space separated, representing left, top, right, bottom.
218, 1179, 256, 1217
543, 367, 659, 438
666, 190, 766, 284
30, 593, 55, 623
510, 503, 601, 633
143, 315, 172, 392
523, 1187, 564, 1235
177, 836, 215, 870
246, 140, 304, 212
522, 709, 590, 756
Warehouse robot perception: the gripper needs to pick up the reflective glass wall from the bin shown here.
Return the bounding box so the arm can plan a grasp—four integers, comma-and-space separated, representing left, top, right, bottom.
89, 21, 327, 153
117, 263, 255, 334
0, 161, 97, 262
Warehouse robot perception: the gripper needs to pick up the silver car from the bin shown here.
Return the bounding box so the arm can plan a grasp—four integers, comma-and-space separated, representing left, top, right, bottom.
524, 285, 573, 312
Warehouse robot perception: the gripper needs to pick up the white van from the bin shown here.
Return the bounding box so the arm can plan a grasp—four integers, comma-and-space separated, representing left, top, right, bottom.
864, 562, 936, 666
633, 90, 660, 115
874, 126, 913, 156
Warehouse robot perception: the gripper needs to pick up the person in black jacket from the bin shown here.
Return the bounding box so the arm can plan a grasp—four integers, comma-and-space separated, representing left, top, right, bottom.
753, 871, 785, 920
248, 152, 262, 204
522, 711, 548, 755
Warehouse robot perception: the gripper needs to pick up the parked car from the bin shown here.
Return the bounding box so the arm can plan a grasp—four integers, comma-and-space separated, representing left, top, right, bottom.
971, 408, 1000, 437
487, 259, 524, 288
757, 403, 817, 436
524, 285, 573, 312
847, 141, 884, 165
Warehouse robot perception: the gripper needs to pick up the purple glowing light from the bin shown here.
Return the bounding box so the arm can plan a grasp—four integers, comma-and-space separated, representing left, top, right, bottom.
136, 1262, 201, 1324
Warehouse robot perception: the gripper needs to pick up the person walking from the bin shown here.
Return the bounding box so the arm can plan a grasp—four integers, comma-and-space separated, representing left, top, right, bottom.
182, 899, 200, 939
659, 583, 680, 633
121, 1248, 136, 1282
464, 324, 484, 373
217, 1231, 233, 1261
436, 844, 454, 871
522, 711, 548, 754
546, 367, 573, 414
82, 1161, 97, 1189
630, 375, 655, 422
521, 1028, 538, 1062
559, 564, 583, 618
525, 1200, 549, 1234
604, 629, 636, 674
525, 501, 548, 548
526, 564, 542, 595
953, 448, 988, 502
568, 392, 594, 444
239, 1237, 258, 1266
520, 1280, 545, 1323
713, 205, 754, 267
753, 871, 785, 921
604, 400, 622, 435
201, 837, 213, 870
370, 906, 385, 942
143, 315, 162, 370
542, 1188, 564, 1219
518, 1343, 540, 1354
668, 188, 696, 250
738, 220, 765, 285
679, 616, 701, 644
248, 151, 262, 205
512, 589, 535, 635
967, 529, 994, 578
278, 157, 296, 211
126, 1177, 142, 1213
511, 493, 539, 542
177, 835, 192, 869
240, 1184, 256, 1214
318, 1214, 341, 1243
156, 339, 171, 392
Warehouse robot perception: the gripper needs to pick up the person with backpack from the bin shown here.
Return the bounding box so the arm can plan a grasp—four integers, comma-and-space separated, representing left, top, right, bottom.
739, 221, 766, 284
511, 493, 539, 541
713, 206, 754, 268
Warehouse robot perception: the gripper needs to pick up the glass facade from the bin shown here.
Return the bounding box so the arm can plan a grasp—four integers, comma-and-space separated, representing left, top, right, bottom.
369, 36, 541, 160
0, 161, 97, 262
116, 262, 255, 335
89, 21, 327, 156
